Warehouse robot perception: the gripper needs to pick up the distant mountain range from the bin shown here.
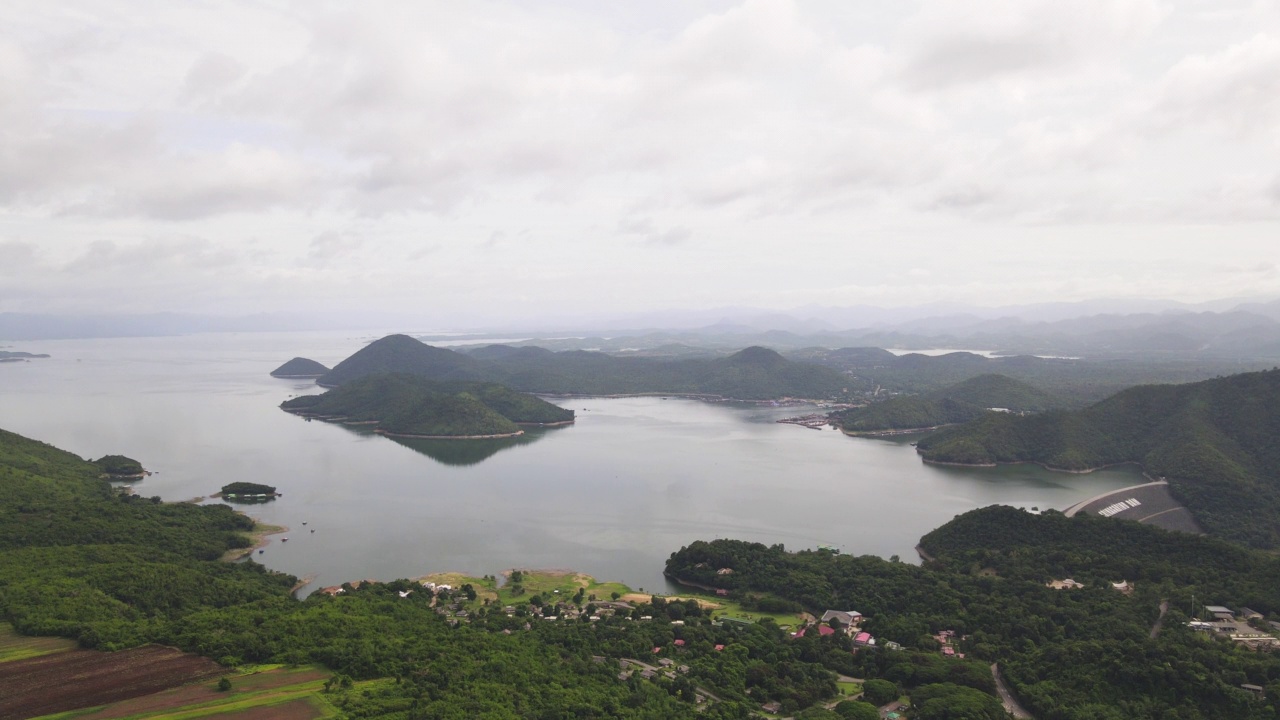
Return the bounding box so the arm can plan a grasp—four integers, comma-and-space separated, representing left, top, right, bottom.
915, 369, 1280, 549
6, 297, 1280, 356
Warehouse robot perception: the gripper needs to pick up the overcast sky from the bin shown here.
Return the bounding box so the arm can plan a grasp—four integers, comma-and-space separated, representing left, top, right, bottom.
2, 1, 1278, 328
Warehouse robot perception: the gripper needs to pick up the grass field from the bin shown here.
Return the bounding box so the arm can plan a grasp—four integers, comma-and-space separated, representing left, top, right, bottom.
417, 569, 635, 610
33, 665, 343, 720
0, 623, 77, 663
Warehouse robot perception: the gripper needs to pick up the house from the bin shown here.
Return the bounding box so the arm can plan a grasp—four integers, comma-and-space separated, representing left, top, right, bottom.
716, 567, 734, 575
1048, 578, 1085, 590
673, 639, 686, 647
716, 588, 730, 597
1239, 607, 1264, 620
653, 646, 662, 653
714, 644, 726, 651
658, 658, 674, 667
796, 624, 836, 638
1205, 605, 1235, 621
884, 641, 903, 651
1242, 684, 1265, 697
942, 646, 956, 657
1111, 580, 1133, 594
853, 631, 873, 646
820, 610, 863, 627
761, 701, 782, 714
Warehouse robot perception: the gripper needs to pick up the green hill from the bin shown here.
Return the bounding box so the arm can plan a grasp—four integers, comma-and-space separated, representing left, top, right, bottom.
316, 334, 486, 387
836, 374, 1061, 433
916, 368, 1280, 548
282, 373, 573, 437
269, 357, 330, 378
310, 334, 851, 399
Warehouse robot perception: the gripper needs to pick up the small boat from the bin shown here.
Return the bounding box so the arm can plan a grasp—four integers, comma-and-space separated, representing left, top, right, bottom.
281, 537, 288, 542
258, 549, 264, 554
302, 521, 308, 525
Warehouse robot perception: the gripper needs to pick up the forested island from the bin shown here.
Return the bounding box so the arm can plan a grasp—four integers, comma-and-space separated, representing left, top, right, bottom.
269, 356, 330, 378
306, 334, 851, 400
833, 374, 1061, 434
217, 481, 278, 500
914, 368, 1280, 549
281, 373, 574, 438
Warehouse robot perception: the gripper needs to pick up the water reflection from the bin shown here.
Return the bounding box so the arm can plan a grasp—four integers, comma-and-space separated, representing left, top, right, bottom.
386, 427, 563, 466
322, 421, 565, 466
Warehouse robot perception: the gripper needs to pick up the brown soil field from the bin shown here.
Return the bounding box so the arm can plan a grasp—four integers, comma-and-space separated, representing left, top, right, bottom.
71, 667, 330, 720
0, 644, 223, 720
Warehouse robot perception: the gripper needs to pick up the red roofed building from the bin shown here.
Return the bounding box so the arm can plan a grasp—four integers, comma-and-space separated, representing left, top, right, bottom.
653, 646, 662, 653
674, 639, 686, 646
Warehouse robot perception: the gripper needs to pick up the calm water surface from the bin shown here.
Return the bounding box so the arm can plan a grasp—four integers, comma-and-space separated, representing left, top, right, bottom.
0, 332, 1144, 595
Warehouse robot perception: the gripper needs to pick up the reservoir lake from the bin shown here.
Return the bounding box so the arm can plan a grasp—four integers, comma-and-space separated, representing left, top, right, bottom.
0, 331, 1145, 595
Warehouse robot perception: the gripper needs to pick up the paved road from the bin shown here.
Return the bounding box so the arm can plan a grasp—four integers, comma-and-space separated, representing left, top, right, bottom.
991, 663, 1033, 719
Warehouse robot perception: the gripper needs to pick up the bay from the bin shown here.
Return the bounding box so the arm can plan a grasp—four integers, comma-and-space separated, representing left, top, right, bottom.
0, 331, 1144, 595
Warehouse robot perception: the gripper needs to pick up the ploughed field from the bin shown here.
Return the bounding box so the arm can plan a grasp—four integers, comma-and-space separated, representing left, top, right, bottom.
0, 643, 223, 720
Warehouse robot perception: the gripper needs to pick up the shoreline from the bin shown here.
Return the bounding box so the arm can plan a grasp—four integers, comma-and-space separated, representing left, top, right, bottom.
284, 407, 572, 436
221, 523, 289, 562
376, 428, 525, 440
842, 424, 950, 437
919, 455, 1144, 475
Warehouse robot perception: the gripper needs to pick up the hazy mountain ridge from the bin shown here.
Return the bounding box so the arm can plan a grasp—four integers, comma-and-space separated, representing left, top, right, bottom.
315, 335, 852, 400
916, 369, 1280, 548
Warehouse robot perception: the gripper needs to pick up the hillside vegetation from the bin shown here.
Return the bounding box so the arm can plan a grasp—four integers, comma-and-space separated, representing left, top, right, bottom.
835, 374, 1061, 433
313, 334, 850, 400
916, 369, 1280, 548
668, 506, 1280, 719
281, 373, 574, 436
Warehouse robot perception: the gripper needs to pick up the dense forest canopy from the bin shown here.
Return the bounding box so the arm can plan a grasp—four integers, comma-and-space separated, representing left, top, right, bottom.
916, 369, 1280, 548
282, 373, 573, 436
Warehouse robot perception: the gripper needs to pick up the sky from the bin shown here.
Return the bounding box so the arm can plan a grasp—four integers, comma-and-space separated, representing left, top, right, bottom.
1, 0, 1279, 329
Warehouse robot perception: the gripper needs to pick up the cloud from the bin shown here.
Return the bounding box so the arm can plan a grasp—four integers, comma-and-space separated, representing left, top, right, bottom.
1149, 33, 1280, 138
900, 0, 1165, 89
307, 230, 366, 265
618, 216, 692, 247
0, 241, 38, 275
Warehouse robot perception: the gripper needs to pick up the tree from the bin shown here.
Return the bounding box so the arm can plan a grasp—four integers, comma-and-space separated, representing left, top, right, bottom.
833, 700, 880, 720
861, 679, 897, 706
217, 676, 232, 692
